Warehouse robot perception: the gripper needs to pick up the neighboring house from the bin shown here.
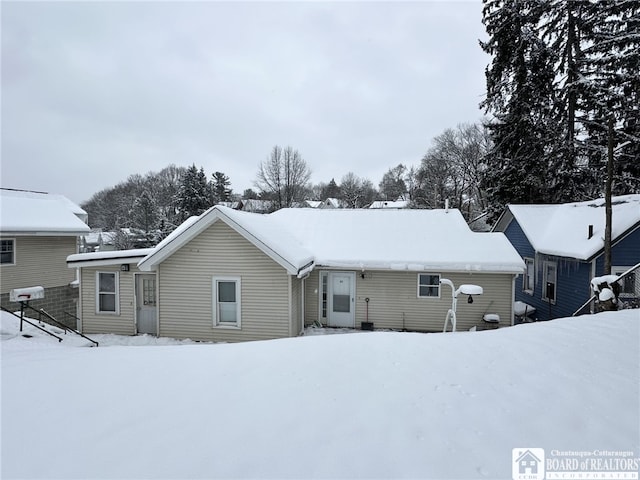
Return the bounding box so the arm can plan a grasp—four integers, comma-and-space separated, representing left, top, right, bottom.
68, 206, 524, 341
304, 200, 322, 209
319, 197, 342, 209
369, 200, 409, 209
241, 199, 272, 213
493, 194, 640, 321
0, 188, 90, 327
216, 201, 243, 210
81, 230, 117, 253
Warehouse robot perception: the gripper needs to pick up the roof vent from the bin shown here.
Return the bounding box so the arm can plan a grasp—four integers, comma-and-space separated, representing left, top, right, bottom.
588, 224, 594, 239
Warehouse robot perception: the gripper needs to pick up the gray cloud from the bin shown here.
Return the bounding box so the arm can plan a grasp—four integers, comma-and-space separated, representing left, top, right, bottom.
1, 1, 488, 204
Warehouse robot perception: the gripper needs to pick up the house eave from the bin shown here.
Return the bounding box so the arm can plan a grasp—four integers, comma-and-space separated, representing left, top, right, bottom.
1, 229, 90, 237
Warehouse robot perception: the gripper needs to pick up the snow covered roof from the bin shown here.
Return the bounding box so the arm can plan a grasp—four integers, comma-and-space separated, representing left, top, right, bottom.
135, 206, 524, 275
67, 248, 154, 268
137, 207, 314, 275
496, 195, 640, 260
369, 200, 409, 209
270, 208, 524, 273
0, 188, 90, 236
320, 198, 341, 209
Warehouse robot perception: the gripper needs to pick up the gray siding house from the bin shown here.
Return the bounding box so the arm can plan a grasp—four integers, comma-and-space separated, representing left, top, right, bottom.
68, 206, 524, 341
0, 188, 90, 326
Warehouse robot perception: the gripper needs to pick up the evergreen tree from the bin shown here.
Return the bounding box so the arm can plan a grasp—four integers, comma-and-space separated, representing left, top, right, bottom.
322, 178, 341, 199
480, 0, 561, 221
542, 0, 598, 200
582, 0, 640, 194
176, 164, 211, 220
210, 171, 232, 204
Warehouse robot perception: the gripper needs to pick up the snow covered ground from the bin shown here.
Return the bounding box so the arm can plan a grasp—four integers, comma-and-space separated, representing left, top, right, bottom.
1, 310, 638, 479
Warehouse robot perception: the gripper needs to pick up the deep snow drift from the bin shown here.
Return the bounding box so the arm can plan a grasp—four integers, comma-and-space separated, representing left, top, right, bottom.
1, 310, 638, 479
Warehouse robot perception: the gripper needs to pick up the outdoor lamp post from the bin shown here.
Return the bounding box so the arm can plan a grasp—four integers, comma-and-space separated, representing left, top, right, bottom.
440, 279, 483, 332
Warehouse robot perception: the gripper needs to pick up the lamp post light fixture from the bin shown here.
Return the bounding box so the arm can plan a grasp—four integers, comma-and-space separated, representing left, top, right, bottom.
440, 279, 483, 332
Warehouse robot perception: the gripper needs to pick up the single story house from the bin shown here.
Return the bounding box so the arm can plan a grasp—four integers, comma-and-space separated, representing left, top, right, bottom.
1, 188, 90, 327
493, 194, 640, 320
67, 206, 524, 342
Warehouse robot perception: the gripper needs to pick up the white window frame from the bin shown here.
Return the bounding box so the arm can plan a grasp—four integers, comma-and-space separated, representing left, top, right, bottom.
542, 261, 557, 304
0, 238, 15, 266
612, 266, 637, 298
319, 271, 329, 320
523, 257, 535, 294
213, 276, 241, 329
96, 271, 120, 315
417, 273, 441, 298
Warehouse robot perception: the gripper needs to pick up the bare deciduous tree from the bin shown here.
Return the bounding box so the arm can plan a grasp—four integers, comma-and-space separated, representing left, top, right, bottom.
255, 145, 312, 210
339, 172, 377, 208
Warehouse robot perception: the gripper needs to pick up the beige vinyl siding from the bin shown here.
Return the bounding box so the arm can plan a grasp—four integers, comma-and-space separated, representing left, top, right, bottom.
0, 236, 78, 293
78, 265, 137, 335
158, 220, 291, 342
290, 276, 302, 336
305, 272, 320, 324
305, 269, 514, 332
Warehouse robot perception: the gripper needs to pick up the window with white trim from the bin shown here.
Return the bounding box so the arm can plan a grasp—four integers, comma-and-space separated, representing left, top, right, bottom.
523, 257, 535, 294
418, 273, 440, 298
1, 239, 15, 265
320, 271, 328, 320
542, 261, 557, 304
213, 276, 241, 328
612, 267, 638, 298
97, 271, 119, 314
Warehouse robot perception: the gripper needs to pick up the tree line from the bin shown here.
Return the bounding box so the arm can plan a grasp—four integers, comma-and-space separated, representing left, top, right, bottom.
82, 1, 638, 245
82, 122, 492, 243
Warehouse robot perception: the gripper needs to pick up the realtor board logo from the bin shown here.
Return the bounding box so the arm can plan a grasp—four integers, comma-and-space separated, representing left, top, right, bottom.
512, 448, 545, 480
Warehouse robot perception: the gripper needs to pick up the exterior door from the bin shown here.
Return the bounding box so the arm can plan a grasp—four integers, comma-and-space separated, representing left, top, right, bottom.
136, 274, 157, 335
328, 272, 355, 328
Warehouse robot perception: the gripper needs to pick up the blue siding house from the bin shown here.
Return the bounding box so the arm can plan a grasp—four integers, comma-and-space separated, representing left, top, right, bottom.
493, 195, 640, 321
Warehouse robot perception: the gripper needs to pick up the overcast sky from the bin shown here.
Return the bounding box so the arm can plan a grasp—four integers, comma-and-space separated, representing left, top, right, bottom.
2, 1, 488, 205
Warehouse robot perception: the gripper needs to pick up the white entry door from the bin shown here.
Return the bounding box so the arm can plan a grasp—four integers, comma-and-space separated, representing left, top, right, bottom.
136, 274, 157, 335
328, 272, 355, 328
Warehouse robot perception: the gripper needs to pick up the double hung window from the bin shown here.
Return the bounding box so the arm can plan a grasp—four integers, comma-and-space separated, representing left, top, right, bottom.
97, 272, 119, 314
418, 274, 440, 298
213, 276, 241, 327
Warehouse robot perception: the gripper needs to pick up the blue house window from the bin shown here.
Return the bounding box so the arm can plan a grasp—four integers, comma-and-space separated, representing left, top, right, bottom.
523, 258, 534, 294
542, 261, 557, 304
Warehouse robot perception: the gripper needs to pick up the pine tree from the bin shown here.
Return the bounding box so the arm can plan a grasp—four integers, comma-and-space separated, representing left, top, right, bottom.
582, 0, 640, 195
542, 0, 598, 201
176, 164, 211, 220
480, 0, 559, 221
210, 171, 232, 204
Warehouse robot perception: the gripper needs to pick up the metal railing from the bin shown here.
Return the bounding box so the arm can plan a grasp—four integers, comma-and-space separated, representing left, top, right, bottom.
2, 304, 98, 346
1, 305, 63, 342
573, 262, 640, 316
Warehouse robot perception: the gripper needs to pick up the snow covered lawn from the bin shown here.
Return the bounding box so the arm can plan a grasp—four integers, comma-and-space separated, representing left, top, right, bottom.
2, 310, 638, 479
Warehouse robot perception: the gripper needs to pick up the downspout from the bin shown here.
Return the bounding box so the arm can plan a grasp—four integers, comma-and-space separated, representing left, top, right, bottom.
511, 274, 516, 326
77, 268, 83, 332
288, 275, 293, 338
590, 259, 597, 314
300, 278, 306, 336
